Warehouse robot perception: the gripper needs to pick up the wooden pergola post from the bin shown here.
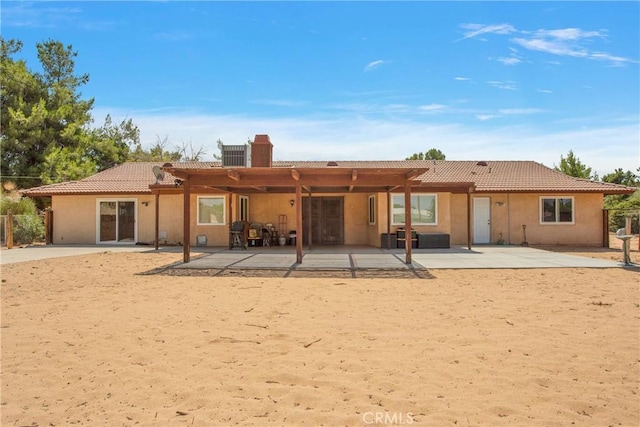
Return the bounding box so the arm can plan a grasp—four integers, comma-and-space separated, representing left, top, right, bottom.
183, 178, 191, 263
307, 188, 313, 250
404, 183, 412, 264
386, 188, 392, 249
295, 183, 303, 264
467, 189, 472, 250
154, 192, 160, 250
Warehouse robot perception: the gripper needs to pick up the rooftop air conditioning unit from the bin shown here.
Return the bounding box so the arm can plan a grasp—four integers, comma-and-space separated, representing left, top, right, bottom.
221, 144, 251, 167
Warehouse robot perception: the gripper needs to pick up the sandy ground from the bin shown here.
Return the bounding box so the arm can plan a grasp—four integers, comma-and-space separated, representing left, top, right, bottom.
1, 245, 638, 426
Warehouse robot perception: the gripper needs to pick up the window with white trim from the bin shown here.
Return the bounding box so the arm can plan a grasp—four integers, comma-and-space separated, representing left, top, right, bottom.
368, 195, 376, 225
391, 194, 437, 225
540, 197, 574, 224
197, 196, 226, 225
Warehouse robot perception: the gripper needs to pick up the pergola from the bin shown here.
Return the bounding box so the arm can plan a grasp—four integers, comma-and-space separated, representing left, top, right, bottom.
151, 165, 475, 264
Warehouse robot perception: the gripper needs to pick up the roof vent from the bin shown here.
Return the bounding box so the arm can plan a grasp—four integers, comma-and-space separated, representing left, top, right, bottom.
476, 161, 488, 166
327, 161, 339, 167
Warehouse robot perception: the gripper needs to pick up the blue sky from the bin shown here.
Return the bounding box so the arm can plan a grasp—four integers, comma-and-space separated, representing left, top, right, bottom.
3, 1, 639, 176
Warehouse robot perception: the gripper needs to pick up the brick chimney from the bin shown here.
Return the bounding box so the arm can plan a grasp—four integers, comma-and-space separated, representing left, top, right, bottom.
251, 134, 273, 167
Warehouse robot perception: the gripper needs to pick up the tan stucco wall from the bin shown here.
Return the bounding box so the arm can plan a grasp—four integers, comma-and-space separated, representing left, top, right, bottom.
451, 193, 604, 246
502, 193, 603, 246
52, 196, 99, 244
50, 191, 605, 247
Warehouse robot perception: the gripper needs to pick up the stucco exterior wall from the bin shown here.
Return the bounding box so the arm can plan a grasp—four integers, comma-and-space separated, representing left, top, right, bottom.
501, 193, 604, 246
450, 194, 469, 245
52, 196, 99, 244
451, 192, 604, 246
50, 191, 605, 247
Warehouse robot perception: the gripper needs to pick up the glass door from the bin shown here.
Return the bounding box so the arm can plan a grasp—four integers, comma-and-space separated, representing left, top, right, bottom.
98, 200, 136, 243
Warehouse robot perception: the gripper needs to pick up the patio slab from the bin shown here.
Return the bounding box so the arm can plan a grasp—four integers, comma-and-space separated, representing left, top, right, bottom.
177, 245, 623, 270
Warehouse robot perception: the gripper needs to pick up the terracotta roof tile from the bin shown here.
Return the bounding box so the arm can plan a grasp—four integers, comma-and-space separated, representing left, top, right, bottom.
21, 160, 636, 196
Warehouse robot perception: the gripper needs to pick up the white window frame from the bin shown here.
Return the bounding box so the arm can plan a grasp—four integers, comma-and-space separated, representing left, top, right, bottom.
239, 195, 249, 222
368, 195, 376, 225
197, 196, 227, 226
539, 196, 575, 225
390, 193, 438, 226
95, 198, 138, 244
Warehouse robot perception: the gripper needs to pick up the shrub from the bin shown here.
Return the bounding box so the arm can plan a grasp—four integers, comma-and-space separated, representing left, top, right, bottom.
12, 214, 45, 244
0, 195, 39, 215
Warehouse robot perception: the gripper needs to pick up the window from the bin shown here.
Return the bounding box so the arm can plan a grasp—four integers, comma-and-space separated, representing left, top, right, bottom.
368, 195, 376, 225
239, 195, 249, 222
540, 197, 574, 224
391, 194, 437, 225
197, 196, 226, 225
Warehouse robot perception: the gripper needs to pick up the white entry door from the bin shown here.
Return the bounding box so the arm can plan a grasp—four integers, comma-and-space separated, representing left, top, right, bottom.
473, 197, 491, 244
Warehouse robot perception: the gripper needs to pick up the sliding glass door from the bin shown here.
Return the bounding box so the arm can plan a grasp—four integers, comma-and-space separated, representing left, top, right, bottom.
97, 200, 137, 243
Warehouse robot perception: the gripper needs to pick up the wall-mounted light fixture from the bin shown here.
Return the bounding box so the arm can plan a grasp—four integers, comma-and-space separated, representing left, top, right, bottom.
495, 201, 504, 207
289, 199, 295, 207
141, 201, 149, 207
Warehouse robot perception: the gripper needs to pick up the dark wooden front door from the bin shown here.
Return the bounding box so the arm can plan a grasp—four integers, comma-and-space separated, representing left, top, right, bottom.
302, 197, 344, 245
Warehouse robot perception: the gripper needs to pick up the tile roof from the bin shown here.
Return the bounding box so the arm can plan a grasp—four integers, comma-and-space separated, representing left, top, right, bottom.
21, 160, 636, 196
21, 162, 179, 196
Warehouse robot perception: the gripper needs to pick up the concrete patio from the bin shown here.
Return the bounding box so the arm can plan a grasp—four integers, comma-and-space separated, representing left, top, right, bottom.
179, 245, 622, 271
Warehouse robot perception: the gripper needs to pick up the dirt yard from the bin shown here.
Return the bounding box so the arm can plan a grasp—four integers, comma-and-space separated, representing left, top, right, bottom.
1, 246, 638, 426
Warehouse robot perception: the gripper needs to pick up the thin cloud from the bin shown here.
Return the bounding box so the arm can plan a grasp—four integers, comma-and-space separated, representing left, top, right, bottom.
497, 57, 522, 65
530, 28, 606, 41
250, 99, 309, 107
364, 60, 388, 72
418, 104, 446, 112
498, 108, 545, 115
1, 2, 114, 30
457, 23, 516, 41
537, 89, 553, 94
475, 114, 498, 121
512, 37, 588, 58
487, 81, 518, 91
590, 52, 638, 66
454, 77, 471, 81
460, 22, 636, 67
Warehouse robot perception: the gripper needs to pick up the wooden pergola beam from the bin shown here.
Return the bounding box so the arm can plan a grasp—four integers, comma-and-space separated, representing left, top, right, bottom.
291, 169, 300, 181
227, 170, 240, 181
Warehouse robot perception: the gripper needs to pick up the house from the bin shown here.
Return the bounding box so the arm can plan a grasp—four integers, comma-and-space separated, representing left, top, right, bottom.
22, 134, 635, 263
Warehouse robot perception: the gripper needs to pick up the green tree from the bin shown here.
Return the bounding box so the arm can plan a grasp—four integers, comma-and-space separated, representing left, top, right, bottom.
1, 38, 48, 188
1, 38, 141, 188
128, 136, 184, 162
602, 168, 639, 187
554, 150, 596, 180
406, 148, 446, 160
